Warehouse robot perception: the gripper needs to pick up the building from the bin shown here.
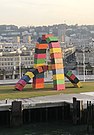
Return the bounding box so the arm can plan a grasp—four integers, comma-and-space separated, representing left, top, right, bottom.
0, 42, 34, 80
0, 52, 34, 79
23, 35, 31, 43
75, 47, 94, 75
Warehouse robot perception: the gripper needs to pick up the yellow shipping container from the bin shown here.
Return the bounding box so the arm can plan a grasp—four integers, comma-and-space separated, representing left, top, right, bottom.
25, 72, 34, 78
50, 48, 61, 54
53, 74, 64, 80
73, 82, 82, 88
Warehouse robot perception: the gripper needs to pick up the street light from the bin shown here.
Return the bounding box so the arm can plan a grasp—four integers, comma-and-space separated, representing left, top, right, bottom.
18, 50, 22, 79
83, 45, 85, 82
17, 46, 26, 79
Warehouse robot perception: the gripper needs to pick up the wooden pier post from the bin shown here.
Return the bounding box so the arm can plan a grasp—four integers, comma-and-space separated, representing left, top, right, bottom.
73, 97, 83, 125
92, 104, 94, 128
10, 101, 23, 127
73, 97, 77, 125
87, 101, 93, 133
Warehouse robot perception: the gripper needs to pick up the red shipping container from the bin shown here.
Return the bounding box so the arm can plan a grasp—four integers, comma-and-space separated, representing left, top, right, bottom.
34, 53, 46, 59
18, 79, 27, 87
42, 34, 53, 40
33, 78, 44, 83
54, 84, 65, 90
49, 42, 60, 48
70, 74, 76, 80
15, 83, 24, 91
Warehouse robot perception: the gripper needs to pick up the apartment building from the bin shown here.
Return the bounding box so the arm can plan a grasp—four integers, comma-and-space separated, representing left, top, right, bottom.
0, 42, 35, 80
0, 53, 34, 79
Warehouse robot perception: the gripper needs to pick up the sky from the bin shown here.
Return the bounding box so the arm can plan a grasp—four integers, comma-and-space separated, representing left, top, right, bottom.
0, 0, 94, 26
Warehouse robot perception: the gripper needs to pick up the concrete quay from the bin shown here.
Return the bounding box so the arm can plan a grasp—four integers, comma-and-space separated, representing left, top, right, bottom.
0, 93, 94, 111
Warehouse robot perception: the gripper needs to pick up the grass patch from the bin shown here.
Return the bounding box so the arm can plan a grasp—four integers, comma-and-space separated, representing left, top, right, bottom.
0, 82, 94, 100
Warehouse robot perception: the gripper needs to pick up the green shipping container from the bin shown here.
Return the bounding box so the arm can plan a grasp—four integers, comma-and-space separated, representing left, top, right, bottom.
34, 58, 45, 64
53, 79, 65, 85
46, 36, 58, 43
66, 71, 72, 77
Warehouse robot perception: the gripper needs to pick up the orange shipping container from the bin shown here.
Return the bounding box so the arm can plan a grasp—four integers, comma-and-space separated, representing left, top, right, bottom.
36, 66, 43, 73
32, 83, 44, 89
50, 53, 62, 59
33, 78, 44, 83
36, 43, 48, 49
51, 64, 64, 69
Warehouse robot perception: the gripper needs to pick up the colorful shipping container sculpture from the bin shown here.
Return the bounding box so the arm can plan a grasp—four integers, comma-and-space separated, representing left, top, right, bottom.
15, 34, 82, 91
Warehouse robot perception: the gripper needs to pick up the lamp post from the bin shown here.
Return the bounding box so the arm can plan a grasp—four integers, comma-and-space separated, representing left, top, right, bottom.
17, 46, 26, 79
18, 50, 22, 79
83, 45, 85, 82
77, 62, 79, 75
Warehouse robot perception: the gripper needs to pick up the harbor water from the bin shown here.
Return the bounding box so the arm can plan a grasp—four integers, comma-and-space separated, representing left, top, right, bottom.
0, 121, 93, 135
